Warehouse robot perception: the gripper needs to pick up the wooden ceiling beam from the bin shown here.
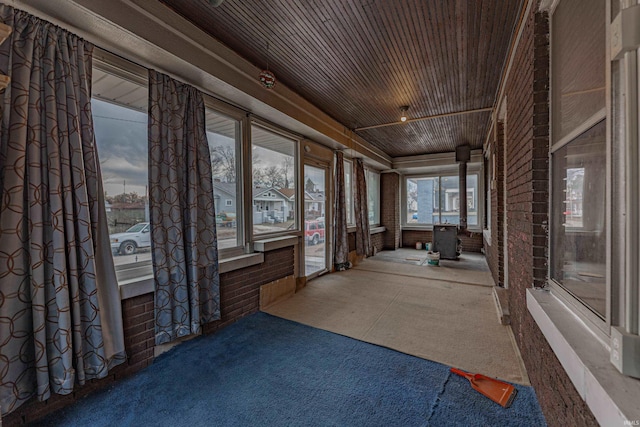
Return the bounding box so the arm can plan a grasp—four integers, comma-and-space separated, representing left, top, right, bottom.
353, 107, 493, 132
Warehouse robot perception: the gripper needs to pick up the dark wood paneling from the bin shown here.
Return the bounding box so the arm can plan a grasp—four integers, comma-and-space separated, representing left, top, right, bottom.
160, 0, 523, 157
358, 111, 493, 156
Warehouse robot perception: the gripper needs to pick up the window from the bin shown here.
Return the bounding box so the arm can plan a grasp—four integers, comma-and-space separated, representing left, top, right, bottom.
467, 174, 478, 226
485, 154, 492, 230
92, 65, 150, 280
344, 159, 355, 225
534, 0, 640, 408
206, 108, 242, 250
551, 121, 606, 318
549, 0, 607, 324
252, 125, 297, 235
406, 174, 480, 226
366, 170, 380, 225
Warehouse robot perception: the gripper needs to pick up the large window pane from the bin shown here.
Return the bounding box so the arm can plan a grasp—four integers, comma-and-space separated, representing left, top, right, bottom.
367, 170, 380, 225
252, 126, 297, 235
551, 120, 606, 318
467, 174, 478, 226
206, 110, 241, 250
440, 175, 460, 225
406, 174, 479, 226
92, 68, 150, 278
407, 177, 436, 224
344, 160, 354, 225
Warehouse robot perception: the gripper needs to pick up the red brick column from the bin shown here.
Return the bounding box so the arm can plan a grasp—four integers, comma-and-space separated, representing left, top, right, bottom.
380, 172, 400, 250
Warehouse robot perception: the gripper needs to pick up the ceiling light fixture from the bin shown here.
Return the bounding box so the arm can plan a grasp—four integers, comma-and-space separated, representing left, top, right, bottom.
400, 106, 409, 122
207, 0, 225, 7
259, 42, 276, 89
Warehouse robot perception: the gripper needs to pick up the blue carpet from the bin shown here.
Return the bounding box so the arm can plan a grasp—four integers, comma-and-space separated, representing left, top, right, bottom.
41, 313, 546, 426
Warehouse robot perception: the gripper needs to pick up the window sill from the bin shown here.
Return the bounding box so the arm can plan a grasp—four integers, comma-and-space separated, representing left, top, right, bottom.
219, 252, 264, 273
118, 252, 265, 300
401, 225, 483, 233
253, 235, 298, 252
344, 226, 386, 234
527, 288, 640, 425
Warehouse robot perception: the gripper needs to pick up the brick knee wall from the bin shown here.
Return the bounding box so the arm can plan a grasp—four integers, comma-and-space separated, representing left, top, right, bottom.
370, 232, 384, 254
204, 246, 294, 334
401, 230, 483, 253
6, 246, 296, 426
501, 4, 597, 426
346, 230, 385, 256
5, 293, 156, 426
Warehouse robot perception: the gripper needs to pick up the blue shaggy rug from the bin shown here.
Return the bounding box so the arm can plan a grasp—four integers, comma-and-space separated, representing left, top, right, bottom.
42, 312, 546, 426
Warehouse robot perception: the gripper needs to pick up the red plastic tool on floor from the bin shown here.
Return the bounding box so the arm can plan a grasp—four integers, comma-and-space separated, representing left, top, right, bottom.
450, 367, 518, 408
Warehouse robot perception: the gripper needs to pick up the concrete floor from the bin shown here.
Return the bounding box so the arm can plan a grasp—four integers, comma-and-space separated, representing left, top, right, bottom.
265, 249, 530, 385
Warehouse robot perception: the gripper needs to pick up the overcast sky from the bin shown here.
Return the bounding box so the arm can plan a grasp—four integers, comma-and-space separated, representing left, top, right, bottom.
93, 98, 313, 196
93, 99, 148, 196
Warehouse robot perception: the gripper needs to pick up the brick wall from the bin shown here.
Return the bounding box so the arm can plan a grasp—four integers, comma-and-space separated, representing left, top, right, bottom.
5, 293, 156, 426
347, 230, 385, 256
6, 246, 296, 426
380, 172, 400, 249
204, 246, 295, 334
501, 5, 597, 426
485, 122, 505, 287
402, 229, 483, 253
370, 232, 385, 254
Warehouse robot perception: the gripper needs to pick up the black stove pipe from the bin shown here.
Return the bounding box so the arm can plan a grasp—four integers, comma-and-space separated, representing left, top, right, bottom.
455, 144, 471, 232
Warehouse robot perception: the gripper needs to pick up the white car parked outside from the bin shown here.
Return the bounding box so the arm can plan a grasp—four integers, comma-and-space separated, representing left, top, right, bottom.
110, 222, 151, 255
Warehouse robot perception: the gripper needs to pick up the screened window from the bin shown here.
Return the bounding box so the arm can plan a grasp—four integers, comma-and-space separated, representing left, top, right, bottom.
550, 0, 607, 321
366, 170, 380, 225
406, 174, 479, 226
206, 109, 242, 250
552, 0, 606, 143
252, 125, 297, 235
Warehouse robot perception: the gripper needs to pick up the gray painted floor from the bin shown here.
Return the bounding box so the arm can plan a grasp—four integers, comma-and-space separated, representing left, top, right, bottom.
265, 249, 530, 385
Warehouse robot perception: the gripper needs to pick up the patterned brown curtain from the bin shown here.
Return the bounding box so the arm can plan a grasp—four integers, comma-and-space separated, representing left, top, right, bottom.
333, 151, 350, 271
354, 158, 371, 257
0, 5, 125, 416
148, 70, 221, 346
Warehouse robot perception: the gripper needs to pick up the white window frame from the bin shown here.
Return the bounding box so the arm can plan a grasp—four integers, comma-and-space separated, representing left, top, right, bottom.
546, 0, 613, 343
548, 111, 608, 337
249, 120, 301, 240
204, 97, 246, 257
365, 168, 381, 226
402, 168, 484, 232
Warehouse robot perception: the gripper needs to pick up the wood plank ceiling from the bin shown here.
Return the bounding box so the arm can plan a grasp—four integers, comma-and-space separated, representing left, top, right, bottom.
159, 0, 524, 158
